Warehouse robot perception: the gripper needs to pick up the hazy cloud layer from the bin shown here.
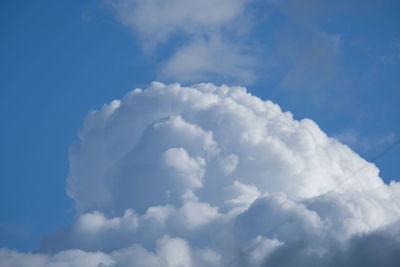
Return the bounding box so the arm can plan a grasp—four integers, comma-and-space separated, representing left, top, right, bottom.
336, 130, 397, 153
2, 83, 399, 266
109, 0, 254, 83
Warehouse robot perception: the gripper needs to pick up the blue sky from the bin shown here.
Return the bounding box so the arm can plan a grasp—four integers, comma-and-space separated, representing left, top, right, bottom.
0, 0, 399, 253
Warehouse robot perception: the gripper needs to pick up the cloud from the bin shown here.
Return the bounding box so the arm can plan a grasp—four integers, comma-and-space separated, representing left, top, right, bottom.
110, 0, 248, 46
253, 0, 347, 104
160, 36, 255, 83
335, 129, 397, 152
163, 147, 206, 189
106, 0, 348, 89
0, 249, 113, 267
108, 0, 254, 83
2, 83, 400, 266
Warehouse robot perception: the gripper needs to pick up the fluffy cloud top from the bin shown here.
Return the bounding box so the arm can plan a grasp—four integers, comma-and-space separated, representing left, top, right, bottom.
2, 83, 400, 266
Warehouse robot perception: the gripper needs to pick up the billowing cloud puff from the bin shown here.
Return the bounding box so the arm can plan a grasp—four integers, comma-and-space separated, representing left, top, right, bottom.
2, 83, 400, 266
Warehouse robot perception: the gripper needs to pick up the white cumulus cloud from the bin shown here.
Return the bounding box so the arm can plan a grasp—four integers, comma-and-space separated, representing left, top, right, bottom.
2, 82, 400, 266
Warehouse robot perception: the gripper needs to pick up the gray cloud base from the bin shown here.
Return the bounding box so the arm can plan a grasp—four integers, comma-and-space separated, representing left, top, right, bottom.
2, 83, 400, 266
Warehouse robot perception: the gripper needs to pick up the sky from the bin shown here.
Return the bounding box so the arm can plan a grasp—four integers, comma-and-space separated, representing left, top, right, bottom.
0, 0, 400, 266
